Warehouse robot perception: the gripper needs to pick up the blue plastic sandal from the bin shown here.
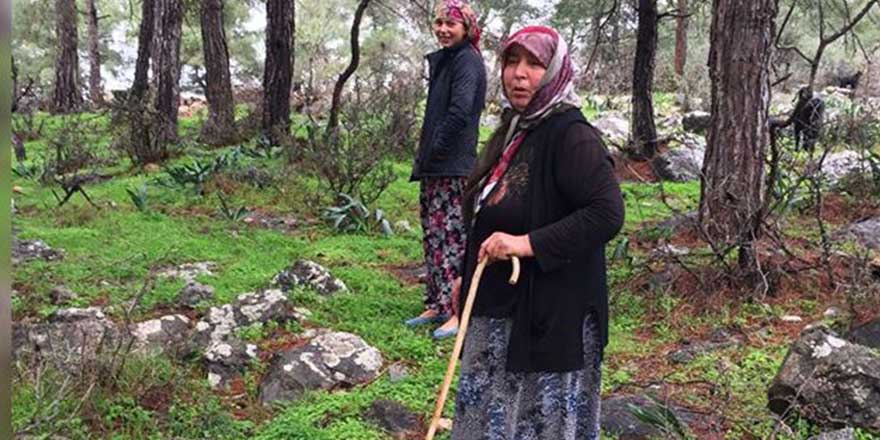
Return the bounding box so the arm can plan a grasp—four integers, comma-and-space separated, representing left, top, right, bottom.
432, 325, 459, 340
405, 313, 448, 327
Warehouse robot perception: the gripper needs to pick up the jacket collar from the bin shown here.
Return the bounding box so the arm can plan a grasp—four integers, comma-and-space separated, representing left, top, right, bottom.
426, 40, 470, 64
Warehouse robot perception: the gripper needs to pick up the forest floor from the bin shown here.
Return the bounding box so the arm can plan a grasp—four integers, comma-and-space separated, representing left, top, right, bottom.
10, 107, 880, 440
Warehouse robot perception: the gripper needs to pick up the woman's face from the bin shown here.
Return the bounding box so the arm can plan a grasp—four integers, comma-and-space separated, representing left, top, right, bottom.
502, 45, 547, 112
433, 18, 467, 48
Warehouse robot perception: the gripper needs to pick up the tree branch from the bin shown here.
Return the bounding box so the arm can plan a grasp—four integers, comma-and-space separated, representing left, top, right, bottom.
327, 0, 372, 135
775, 0, 797, 46
821, 0, 878, 45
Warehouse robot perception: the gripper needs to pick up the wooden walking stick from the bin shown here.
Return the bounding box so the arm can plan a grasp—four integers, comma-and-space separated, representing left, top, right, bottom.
425, 256, 521, 440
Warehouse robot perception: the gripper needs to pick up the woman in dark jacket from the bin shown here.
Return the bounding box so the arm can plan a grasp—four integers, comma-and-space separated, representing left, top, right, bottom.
450, 26, 624, 440
406, 0, 487, 339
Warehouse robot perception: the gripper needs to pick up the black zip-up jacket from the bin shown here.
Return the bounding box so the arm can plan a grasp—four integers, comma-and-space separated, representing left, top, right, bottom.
459, 108, 625, 372
410, 41, 487, 181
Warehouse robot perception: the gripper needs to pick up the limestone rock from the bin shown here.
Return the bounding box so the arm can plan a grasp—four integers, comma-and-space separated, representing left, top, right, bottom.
259, 331, 383, 405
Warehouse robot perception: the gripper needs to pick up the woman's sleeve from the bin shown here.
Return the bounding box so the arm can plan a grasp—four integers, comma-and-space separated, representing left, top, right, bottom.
528, 124, 625, 273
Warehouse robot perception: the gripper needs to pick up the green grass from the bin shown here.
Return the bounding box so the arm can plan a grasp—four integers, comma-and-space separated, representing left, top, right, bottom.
12, 110, 876, 440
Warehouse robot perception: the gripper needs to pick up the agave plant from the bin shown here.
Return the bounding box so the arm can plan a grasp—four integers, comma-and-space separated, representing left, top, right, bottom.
158, 149, 241, 195
12, 162, 40, 179
126, 183, 149, 213
217, 193, 249, 222
240, 136, 283, 160
323, 193, 393, 236
627, 396, 693, 440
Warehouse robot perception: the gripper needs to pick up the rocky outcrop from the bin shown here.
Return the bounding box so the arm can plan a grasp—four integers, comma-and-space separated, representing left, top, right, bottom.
768, 325, 880, 431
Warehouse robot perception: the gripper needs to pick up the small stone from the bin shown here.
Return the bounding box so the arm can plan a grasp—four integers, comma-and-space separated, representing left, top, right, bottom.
158, 262, 217, 282
682, 111, 711, 133
394, 220, 414, 233
364, 399, 421, 439
709, 327, 732, 343
178, 281, 215, 308
823, 307, 841, 319
388, 362, 409, 383
808, 428, 856, 440
781, 315, 803, 322
668, 349, 695, 364
49, 285, 77, 304
272, 260, 347, 296
292, 307, 312, 321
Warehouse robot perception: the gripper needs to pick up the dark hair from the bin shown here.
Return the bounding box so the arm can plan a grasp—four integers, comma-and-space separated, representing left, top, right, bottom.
462, 108, 516, 225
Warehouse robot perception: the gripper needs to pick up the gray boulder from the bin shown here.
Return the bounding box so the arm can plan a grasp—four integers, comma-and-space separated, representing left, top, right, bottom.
12, 239, 63, 265
13, 307, 124, 375
272, 260, 348, 296
652, 137, 705, 182
820, 151, 872, 188
177, 281, 215, 308
592, 113, 630, 147
157, 261, 217, 282
364, 399, 422, 439
847, 318, 880, 350
838, 217, 880, 250
189, 289, 293, 355
682, 111, 711, 133
601, 394, 694, 439
204, 338, 259, 389
768, 325, 880, 431
129, 314, 192, 356
259, 330, 383, 405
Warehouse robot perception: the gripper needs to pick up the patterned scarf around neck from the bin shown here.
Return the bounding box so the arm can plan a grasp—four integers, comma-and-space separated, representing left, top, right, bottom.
474, 26, 581, 217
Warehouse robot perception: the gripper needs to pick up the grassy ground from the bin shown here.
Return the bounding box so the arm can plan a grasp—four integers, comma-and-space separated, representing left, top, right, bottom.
11, 110, 880, 439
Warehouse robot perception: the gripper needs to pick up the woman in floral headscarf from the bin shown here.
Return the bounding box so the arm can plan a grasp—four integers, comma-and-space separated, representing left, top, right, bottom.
406, 0, 486, 340
450, 26, 624, 439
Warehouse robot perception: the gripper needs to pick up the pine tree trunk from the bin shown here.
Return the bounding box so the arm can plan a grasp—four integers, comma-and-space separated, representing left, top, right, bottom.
130, 0, 155, 102
12, 54, 19, 112
199, 0, 238, 146
262, 0, 294, 145
52, 0, 82, 113
674, 0, 688, 78
630, 0, 658, 159
699, 0, 776, 275
151, 0, 184, 146
86, 0, 104, 106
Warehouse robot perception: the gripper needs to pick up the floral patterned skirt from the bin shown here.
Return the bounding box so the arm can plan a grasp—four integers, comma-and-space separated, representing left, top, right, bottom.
451, 313, 602, 440
419, 177, 467, 315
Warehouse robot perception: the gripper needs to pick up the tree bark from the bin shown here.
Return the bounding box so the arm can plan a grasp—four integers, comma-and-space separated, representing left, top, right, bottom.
12, 54, 18, 112
630, 0, 658, 159
86, 0, 104, 106
130, 0, 155, 102
674, 0, 688, 77
327, 0, 371, 135
262, 0, 294, 146
151, 0, 184, 146
199, 0, 237, 145
699, 0, 776, 275
52, 0, 82, 113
